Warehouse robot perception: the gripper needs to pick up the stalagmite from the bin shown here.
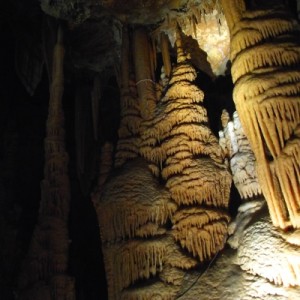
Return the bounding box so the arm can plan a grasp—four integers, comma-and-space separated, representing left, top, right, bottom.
140, 28, 231, 263
95, 25, 232, 299
114, 74, 142, 167
94, 26, 190, 300
221, 0, 300, 229
18, 24, 75, 300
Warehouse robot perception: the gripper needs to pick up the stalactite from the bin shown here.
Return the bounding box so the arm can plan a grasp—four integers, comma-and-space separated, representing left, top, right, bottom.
114, 26, 142, 168
18, 24, 75, 300
94, 142, 113, 197
15, 37, 44, 96
222, 1, 300, 229
74, 86, 86, 176
91, 75, 102, 141
149, 37, 156, 82
133, 27, 157, 120
160, 32, 171, 79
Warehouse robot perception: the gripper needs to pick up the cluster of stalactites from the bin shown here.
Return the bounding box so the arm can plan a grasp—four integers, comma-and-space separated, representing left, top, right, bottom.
228, 5, 300, 229
96, 160, 177, 243
219, 109, 262, 199
18, 25, 75, 300
172, 207, 230, 261
152, 0, 223, 46
140, 30, 231, 264
95, 158, 200, 299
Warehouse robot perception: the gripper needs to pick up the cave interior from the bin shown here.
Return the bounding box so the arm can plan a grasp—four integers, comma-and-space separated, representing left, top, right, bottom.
1, 0, 300, 299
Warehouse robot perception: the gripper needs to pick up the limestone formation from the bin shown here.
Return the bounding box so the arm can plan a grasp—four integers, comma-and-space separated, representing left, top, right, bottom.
221, 0, 300, 229
219, 110, 262, 199
3, 1, 300, 300
140, 29, 231, 264
17, 25, 75, 300
114, 27, 142, 168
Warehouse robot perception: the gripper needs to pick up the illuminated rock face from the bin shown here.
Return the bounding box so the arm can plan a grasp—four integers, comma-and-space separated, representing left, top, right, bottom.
219, 110, 262, 200
174, 210, 300, 300
176, 121, 300, 297
221, 0, 300, 229
219, 109, 264, 249
217, 108, 300, 295
238, 213, 300, 288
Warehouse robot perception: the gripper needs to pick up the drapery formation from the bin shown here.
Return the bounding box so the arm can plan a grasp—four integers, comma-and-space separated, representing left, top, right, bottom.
221, 0, 300, 229
17, 25, 75, 300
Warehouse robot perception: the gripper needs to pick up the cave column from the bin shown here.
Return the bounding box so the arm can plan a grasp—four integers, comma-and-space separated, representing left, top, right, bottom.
221, 0, 300, 229
160, 32, 172, 79
18, 24, 75, 299
220, 0, 245, 31
133, 27, 157, 120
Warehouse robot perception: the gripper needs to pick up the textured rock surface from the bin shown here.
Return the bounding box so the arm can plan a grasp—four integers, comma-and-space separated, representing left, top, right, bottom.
223, 1, 300, 229
181, 207, 300, 299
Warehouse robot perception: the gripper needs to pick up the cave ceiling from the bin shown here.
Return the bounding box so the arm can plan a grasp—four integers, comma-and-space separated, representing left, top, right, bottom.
5, 0, 230, 95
